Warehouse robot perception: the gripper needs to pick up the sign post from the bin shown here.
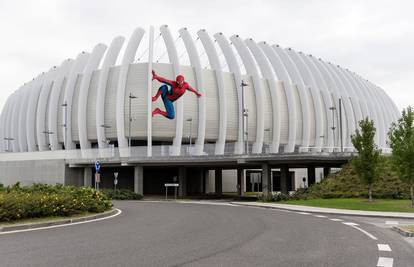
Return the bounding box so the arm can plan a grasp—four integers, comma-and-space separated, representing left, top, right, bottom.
164, 183, 179, 200
95, 160, 101, 190
114, 172, 119, 198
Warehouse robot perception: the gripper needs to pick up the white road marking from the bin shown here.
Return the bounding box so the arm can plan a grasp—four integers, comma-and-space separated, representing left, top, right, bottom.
385, 221, 399, 225
342, 222, 378, 240
377, 244, 392, 252
329, 218, 343, 222
377, 257, 393, 267
0, 208, 122, 235
296, 212, 311, 215
342, 222, 359, 226
314, 215, 327, 218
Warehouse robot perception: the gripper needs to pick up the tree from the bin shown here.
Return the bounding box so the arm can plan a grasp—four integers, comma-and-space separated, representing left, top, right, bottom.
351, 118, 381, 202
388, 106, 414, 207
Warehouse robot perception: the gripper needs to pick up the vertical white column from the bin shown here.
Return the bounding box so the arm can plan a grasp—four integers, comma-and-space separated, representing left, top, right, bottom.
63, 52, 90, 150
26, 73, 46, 151
159, 25, 182, 156
147, 26, 154, 157
299, 54, 335, 152
116, 27, 145, 157
11, 86, 25, 152
197, 29, 227, 155
6, 92, 18, 151
78, 44, 107, 151
286, 49, 324, 152
245, 38, 280, 153
231, 35, 264, 154
37, 67, 59, 151
96, 36, 125, 152
214, 32, 244, 154
180, 27, 206, 155
18, 82, 32, 152
272, 46, 311, 151
0, 96, 12, 152
48, 59, 73, 150
258, 42, 297, 153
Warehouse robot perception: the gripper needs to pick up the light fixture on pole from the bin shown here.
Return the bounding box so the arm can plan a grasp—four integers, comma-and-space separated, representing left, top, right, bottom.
61, 102, 68, 149
339, 98, 343, 152
4, 137, 14, 152
329, 106, 336, 149
241, 80, 249, 154
128, 92, 137, 148
186, 117, 193, 151
42, 130, 54, 150
264, 128, 271, 153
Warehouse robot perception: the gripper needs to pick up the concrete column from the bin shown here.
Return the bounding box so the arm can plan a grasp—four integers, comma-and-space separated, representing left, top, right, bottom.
237, 168, 245, 196
83, 167, 92, 187
179, 167, 187, 197
202, 169, 208, 194
280, 166, 289, 194
323, 167, 331, 178
134, 166, 143, 195
261, 163, 272, 194
307, 166, 316, 186
215, 168, 222, 196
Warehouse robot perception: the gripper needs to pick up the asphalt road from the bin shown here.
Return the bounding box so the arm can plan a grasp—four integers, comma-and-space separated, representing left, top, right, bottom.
1, 201, 413, 266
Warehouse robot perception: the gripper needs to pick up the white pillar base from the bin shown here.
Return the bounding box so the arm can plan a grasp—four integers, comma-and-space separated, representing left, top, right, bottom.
215, 141, 225, 155
252, 142, 263, 154
134, 166, 143, 195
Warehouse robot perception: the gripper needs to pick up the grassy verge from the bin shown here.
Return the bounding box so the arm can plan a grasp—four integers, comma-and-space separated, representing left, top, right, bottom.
279, 198, 414, 213
0, 211, 97, 226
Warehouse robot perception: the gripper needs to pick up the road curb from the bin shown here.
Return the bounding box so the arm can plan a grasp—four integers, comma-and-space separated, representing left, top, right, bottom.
0, 209, 118, 233
230, 202, 414, 219
392, 226, 414, 237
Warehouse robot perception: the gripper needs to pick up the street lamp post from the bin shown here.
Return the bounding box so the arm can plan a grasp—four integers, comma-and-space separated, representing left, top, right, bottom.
61, 102, 68, 149
4, 137, 14, 152
42, 130, 54, 150
329, 106, 336, 150
241, 80, 249, 154
264, 128, 271, 153
339, 98, 343, 152
128, 92, 137, 148
100, 125, 111, 143
186, 118, 192, 154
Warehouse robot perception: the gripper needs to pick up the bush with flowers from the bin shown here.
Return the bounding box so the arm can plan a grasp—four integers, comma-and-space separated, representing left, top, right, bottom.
0, 183, 112, 222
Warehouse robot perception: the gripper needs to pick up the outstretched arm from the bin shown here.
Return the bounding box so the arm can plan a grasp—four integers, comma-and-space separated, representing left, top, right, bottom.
152, 70, 174, 86
187, 85, 202, 97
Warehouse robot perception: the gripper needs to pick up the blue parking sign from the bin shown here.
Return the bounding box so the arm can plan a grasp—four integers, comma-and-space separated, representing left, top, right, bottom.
95, 160, 101, 173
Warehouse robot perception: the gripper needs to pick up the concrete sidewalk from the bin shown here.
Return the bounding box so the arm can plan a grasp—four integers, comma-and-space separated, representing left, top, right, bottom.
230, 201, 414, 219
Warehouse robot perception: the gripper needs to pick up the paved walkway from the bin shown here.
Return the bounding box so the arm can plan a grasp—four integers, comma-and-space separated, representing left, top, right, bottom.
231, 202, 414, 219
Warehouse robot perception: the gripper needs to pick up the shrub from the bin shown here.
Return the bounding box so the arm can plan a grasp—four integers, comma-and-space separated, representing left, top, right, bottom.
101, 189, 143, 200
0, 184, 112, 222
260, 157, 412, 202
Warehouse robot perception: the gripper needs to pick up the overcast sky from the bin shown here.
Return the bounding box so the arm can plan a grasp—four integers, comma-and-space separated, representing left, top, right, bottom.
0, 0, 413, 112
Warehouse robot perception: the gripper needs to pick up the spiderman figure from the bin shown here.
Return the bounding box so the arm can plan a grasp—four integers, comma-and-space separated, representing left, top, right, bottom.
152, 70, 202, 119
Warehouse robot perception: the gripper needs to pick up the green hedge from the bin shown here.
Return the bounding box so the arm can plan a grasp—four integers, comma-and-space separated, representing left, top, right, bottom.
100, 188, 143, 200
0, 183, 112, 222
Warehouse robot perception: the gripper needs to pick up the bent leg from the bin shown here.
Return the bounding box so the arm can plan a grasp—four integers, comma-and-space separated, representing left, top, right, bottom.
152, 85, 169, 102
163, 98, 175, 119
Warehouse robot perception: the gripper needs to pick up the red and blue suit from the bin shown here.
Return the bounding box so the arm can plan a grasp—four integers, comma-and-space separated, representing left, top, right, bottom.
152, 70, 202, 119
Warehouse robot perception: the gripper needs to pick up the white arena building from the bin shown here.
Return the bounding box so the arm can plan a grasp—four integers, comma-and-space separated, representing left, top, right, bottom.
0, 26, 400, 196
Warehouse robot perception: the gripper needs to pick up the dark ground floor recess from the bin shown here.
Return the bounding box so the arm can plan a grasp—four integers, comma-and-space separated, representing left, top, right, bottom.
84, 164, 335, 196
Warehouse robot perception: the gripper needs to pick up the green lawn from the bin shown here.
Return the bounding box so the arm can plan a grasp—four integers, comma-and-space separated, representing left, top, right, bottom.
279, 198, 414, 213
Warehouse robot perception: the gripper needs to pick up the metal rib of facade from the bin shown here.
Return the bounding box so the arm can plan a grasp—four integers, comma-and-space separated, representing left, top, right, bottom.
0, 26, 400, 155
